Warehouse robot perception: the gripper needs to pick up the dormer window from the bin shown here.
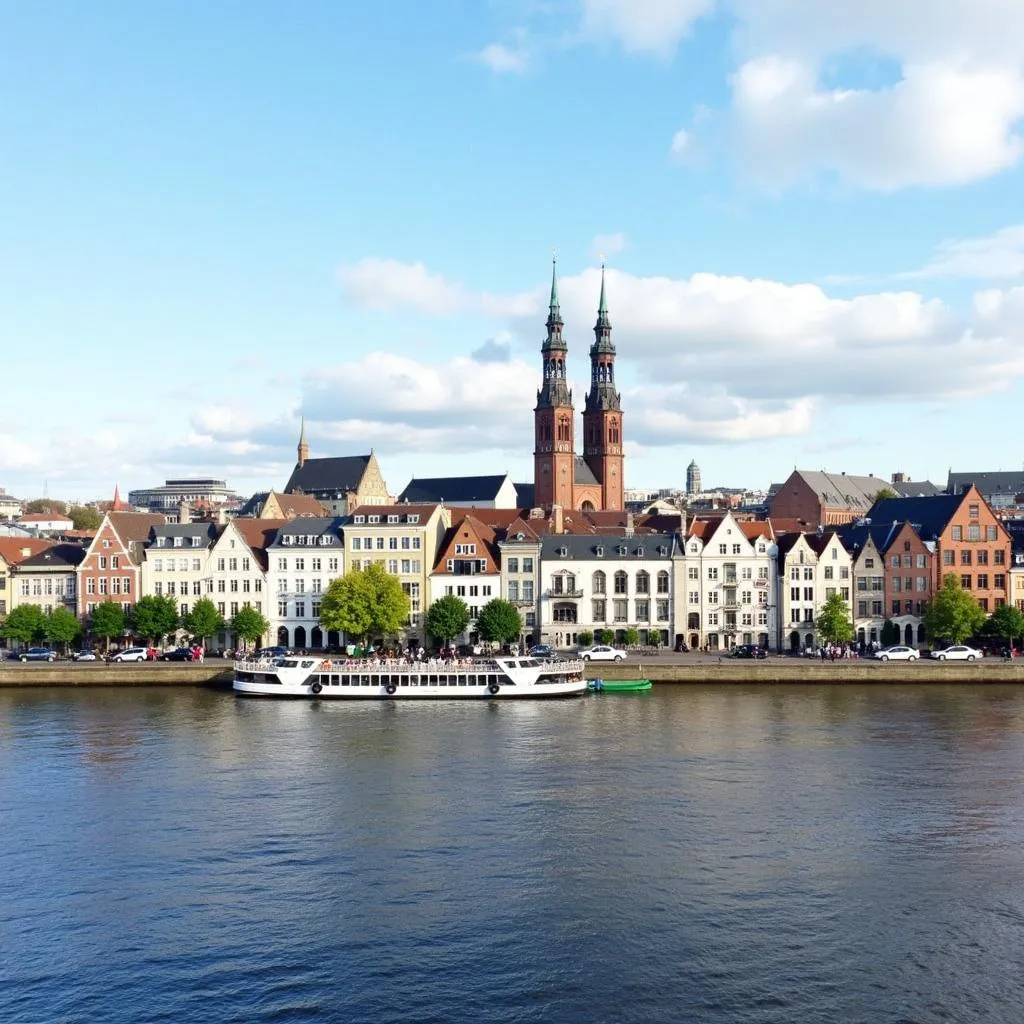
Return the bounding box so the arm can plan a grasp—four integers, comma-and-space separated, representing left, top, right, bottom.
388, 515, 399, 523
559, 546, 568, 557
354, 515, 365, 524
173, 537, 183, 547
369, 515, 381, 523
618, 545, 627, 556
407, 515, 420, 524
595, 546, 604, 557
636, 546, 644, 557
191, 536, 201, 547
658, 545, 668, 557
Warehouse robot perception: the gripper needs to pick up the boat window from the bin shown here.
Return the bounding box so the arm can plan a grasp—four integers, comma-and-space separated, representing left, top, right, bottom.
302, 661, 316, 669
280, 659, 297, 668
330, 675, 339, 685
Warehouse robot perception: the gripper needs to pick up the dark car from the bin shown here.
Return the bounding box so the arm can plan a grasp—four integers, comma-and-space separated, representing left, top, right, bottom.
528, 644, 555, 660
254, 646, 289, 660
19, 647, 57, 662
729, 644, 768, 660
159, 647, 196, 662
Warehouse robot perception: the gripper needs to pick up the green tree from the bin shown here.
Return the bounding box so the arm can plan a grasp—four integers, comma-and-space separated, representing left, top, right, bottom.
44, 607, 81, 652
425, 594, 470, 644
183, 598, 225, 648
230, 605, 270, 652
987, 603, 1024, 650
817, 592, 854, 644
880, 619, 900, 647
873, 486, 899, 502
320, 563, 410, 646
24, 498, 67, 515
923, 573, 987, 646
597, 628, 615, 645
623, 627, 640, 646
67, 505, 102, 531
91, 600, 126, 650
1, 604, 46, 645
131, 594, 180, 644
475, 599, 523, 646
577, 629, 594, 647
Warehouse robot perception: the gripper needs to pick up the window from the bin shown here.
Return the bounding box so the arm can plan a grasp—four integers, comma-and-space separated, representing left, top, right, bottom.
951, 526, 962, 541
742, 567, 752, 580
388, 560, 398, 574
916, 576, 927, 591
194, 581, 202, 595
732, 544, 741, 555
592, 599, 606, 621
987, 525, 998, 541
977, 550, 988, 565
154, 582, 162, 596
688, 567, 699, 580
708, 591, 719, 605
891, 555, 900, 568
614, 571, 628, 594
943, 550, 954, 565
636, 571, 650, 594
689, 591, 699, 604
401, 559, 411, 574
718, 544, 727, 555
961, 575, 972, 589
507, 557, 519, 573
181, 603, 189, 617
969, 504, 980, 519
790, 567, 800, 580
389, 537, 398, 550
295, 579, 305, 594
858, 600, 867, 617
707, 567, 718, 581
978, 574, 989, 590
99, 556, 107, 570
865, 558, 874, 569
803, 587, 814, 601
893, 577, 902, 593
613, 599, 628, 622
803, 568, 813, 581
400, 537, 410, 550
657, 571, 669, 593
153, 559, 163, 571
871, 601, 883, 616
523, 557, 534, 573
352, 537, 362, 551
892, 600, 901, 615
824, 566, 834, 580
995, 573, 1006, 589
192, 559, 201, 571
295, 601, 304, 618
230, 580, 238, 593
508, 581, 519, 601
790, 587, 800, 601
916, 554, 926, 568
961, 550, 972, 565
967, 525, 981, 542
995, 549, 1006, 565
635, 600, 650, 621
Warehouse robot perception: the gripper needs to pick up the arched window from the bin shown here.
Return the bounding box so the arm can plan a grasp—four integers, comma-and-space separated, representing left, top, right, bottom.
657, 571, 669, 594
636, 571, 650, 595
553, 603, 577, 623
614, 571, 628, 594
592, 571, 606, 595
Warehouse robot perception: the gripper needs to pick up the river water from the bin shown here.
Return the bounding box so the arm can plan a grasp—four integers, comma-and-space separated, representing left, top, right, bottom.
2, 684, 1024, 1023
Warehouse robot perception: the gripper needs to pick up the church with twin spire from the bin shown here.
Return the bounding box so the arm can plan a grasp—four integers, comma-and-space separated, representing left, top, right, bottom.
533, 261, 624, 512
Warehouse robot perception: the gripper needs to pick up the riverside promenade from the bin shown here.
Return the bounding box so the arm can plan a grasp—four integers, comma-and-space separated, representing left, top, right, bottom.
3, 655, 1024, 686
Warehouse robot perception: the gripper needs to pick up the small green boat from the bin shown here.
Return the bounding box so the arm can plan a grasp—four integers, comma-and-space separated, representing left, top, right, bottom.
588, 678, 652, 693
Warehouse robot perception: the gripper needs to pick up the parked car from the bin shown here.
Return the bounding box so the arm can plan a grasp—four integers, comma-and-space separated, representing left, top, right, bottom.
19, 647, 56, 662
578, 644, 627, 662
254, 646, 289, 660
874, 645, 919, 662
729, 643, 768, 660
528, 644, 556, 660
931, 645, 984, 661
159, 647, 196, 662
111, 647, 148, 663
457, 643, 483, 657
72, 650, 98, 662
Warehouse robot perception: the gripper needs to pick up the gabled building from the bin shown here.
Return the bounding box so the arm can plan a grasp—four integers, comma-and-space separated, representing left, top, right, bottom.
141, 521, 221, 623
428, 515, 502, 645
78, 511, 166, 618
9, 544, 84, 617
769, 469, 895, 528
775, 531, 852, 652
678, 514, 777, 652
398, 473, 519, 509
283, 422, 391, 515
238, 490, 328, 520
266, 517, 345, 650
498, 514, 546, 644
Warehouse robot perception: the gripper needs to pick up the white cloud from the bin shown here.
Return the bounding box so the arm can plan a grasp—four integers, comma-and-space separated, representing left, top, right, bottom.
475, 42, 530, 74
338, 258, 469, 315
581, 0, 715, 57
591, 232, 627, 259
907, 224, 1024, 280
669, 128, 691, 158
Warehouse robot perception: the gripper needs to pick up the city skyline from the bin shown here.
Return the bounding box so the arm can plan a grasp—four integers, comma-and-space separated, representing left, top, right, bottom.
3, 1, 1023, 501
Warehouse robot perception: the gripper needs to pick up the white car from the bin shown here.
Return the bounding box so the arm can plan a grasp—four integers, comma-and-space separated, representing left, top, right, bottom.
931, 645, 983, 661
112, 647, 148, 663
874, 645, 919, 662
578, 644, 627, 662
72, 651, 98, 662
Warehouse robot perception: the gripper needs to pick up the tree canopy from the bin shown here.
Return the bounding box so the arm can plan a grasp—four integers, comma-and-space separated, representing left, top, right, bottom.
44, 607, 81, 649
184, 598, 225, 644
987, 603, 1024, 647
131, 594, 179, 643
24, 499, 67, 515
425, 595, 470, 643
873, 486, 899, 502
230, 605, 269, 651
475, 599, 523, 646
68, 505, 102, 531
1, 604, 47, 644
817, 592, 854, 644
923, 574, 987, 646
91, 601, 126, 646
320, 563, 410, 644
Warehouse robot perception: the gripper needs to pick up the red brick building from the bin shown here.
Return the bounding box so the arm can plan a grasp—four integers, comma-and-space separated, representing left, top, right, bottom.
77, 511, 165, 618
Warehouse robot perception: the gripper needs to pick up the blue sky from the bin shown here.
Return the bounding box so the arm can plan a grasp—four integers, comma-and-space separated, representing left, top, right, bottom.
3, 0, 1024, 504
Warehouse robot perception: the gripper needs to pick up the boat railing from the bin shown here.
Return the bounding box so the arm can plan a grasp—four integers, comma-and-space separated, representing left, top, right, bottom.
235, 656, 585, 675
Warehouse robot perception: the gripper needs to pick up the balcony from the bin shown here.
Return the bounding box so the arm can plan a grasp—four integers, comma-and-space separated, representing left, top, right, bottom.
545, 588, 585, 600
509, 598, 536, 607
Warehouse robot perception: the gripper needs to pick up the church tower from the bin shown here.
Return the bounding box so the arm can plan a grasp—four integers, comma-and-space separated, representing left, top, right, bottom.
297, 417, 309, 468
533, 259, 575, 510
582, 265, 624, 510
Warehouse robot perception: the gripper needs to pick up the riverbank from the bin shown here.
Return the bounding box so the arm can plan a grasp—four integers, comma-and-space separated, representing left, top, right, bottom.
3, 658, 1024, 686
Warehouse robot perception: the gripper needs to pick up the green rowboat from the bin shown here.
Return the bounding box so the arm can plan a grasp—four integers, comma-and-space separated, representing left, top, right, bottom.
589, 678, 652, 693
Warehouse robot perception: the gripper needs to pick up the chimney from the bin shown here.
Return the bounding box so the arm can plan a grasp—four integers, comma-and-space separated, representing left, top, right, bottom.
891, 472, 907, 484
625, 511, 634, 538
217, 507, 228, 526
552, 503, 563, 534
178, 499, 190, 525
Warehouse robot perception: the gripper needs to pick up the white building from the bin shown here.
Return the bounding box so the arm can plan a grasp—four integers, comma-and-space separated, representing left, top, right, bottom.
775, 530, 854, 652
141, 522, 220, 636
678, 514, 777, 652
266, 517, 345, 650
16, 512, 74, 534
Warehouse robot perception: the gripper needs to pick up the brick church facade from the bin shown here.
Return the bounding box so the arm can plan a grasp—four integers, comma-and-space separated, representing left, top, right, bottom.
533, 262, 624, 512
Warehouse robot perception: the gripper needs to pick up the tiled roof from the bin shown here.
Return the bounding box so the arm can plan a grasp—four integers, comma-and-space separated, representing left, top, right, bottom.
793, 470, 891, 510
17, 512, 73, 523
273, 492, 329, 517
232, 518, 286, 570
398, 474, 510, 504
284, 455, 371, 496
432, 514, 502, 573
107, 512, 167, 563
541, 533, 678, 560
0, 538, 55, 565
865, 494, 966, 541
513, 482, 535, 507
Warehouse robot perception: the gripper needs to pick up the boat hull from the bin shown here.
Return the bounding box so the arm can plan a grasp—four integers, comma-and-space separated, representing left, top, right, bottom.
589, 679, 653, 692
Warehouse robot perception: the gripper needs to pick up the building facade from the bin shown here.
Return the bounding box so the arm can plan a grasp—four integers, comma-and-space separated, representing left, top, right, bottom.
776, 531, 853, 652
78, 512, 165, 619
128, 479, 240, 514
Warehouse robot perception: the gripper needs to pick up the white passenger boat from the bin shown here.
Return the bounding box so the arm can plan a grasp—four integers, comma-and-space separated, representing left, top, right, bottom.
232, 654, 588, 699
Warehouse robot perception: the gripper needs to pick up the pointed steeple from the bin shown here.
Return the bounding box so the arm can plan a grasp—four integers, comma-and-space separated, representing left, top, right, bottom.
597, 263, 609, 323
543, 255, 566, 348
586, 264, 620, 412
297, 416, 309, 468
537, 256, 571, 408
591, 263, 614, 355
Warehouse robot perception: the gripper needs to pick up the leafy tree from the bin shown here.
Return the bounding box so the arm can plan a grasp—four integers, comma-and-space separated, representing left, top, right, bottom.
623, 627, 640, 646
597, 628, 615, 645
475, 599, 523, 646
91, 600, 126, 650
230, 605, 270, 652
987, 603, 1024, 650
880, 619, 900, 647
647, 631, 662, 648
873, 486, 899, 502
1, 604, 46, 645
425, 594, 471, 644
183, 598, 225, 648
923, 574, 987, 646
577, 629, 594, 647
817, 592, 854, 644
44, 607, 81, 651
24, 498, 67, 515
320, 563, 410, 645
68, 505, 102, 531
131, 594, 179, 644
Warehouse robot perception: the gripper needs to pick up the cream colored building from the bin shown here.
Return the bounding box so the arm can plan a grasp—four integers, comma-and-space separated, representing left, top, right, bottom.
776, 531, 853, 652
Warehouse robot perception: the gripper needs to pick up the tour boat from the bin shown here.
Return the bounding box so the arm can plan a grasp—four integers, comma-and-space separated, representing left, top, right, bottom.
233, 654, 588, 699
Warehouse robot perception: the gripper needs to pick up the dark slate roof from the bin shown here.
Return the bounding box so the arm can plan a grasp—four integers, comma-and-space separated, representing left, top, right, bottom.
863, 493, 966, 541
513, 482, 535, 507
268, 516, 346, 546
147, 522, 219, 545
573, 457, 599, 487
947, 471, 1024, 497
891, 479, 941, 497
836, 520, 904, 555
1003, 520, 1024, 562
237, 492, 268, 517
397, 474, 508, 504
17, 543, 85, 569
284, 455, 370, 496
540, 532, 678, 560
